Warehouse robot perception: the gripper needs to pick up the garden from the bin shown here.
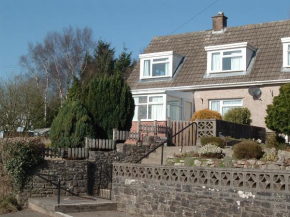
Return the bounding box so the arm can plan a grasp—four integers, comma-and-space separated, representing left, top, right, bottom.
168, 84, 290, 170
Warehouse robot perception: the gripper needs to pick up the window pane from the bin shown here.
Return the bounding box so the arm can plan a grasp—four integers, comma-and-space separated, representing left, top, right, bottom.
184, 101, 192, 121
143, 60, 150, 76
139, 96, 147, 104
223, 50, 241, 55
139, 105, 147, 119
222, 106, 242, 116
211, 101, 220, 113
149, 96, 163, 103
153, 63, 169, 76
211, 53, 220, 71
223, 57, 242, 70
148, 104, 163, 119
288, 51, 290, 66
222, 107, 232, 116
167, 96, 181, 106
168, 105, 181, 121
223, 100, 242, 105
153, 58, 169, 62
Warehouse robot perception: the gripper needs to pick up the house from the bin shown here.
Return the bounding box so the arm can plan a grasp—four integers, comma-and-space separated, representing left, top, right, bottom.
127, 12, 290, 132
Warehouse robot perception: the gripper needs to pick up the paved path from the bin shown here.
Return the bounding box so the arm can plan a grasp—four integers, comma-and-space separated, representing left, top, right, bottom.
1, 209, 48, 217
1, 209, 138, 217
68, 211, 138, 217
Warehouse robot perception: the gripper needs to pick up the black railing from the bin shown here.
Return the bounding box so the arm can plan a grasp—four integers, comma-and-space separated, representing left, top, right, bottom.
135, 122, 197, 165
35, 173, 61, 205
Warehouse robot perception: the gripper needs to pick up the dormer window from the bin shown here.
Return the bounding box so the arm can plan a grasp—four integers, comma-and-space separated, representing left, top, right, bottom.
139, 51, 183, 79
281, 37, 290, 68
205, 42, 256, 74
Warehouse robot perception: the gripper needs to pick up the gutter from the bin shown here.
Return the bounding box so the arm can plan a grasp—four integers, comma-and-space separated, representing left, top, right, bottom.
131, 79, 290, 94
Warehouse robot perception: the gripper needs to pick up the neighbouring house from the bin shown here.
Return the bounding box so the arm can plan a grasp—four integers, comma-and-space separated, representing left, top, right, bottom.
127, 12, 290, 132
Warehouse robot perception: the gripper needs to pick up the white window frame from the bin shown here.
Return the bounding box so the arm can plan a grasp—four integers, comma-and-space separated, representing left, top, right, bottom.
167, 96, 182, 121
205, 42, 255, 74
209, 99, 243, 116
139, 51, 173, 79
281, 37, 290, 68
133, 94, 166, 121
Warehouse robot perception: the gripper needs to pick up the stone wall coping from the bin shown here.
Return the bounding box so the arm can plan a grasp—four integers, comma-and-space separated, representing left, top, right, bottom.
113, 163, 290, 193
113, 162, 290, 174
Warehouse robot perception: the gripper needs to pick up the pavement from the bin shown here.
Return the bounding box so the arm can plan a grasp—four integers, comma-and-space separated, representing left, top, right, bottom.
1, 209, 138, 217
1, 209, 48, 217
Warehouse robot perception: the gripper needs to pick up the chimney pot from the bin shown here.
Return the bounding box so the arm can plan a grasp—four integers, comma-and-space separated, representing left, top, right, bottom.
212, 12, 228, 32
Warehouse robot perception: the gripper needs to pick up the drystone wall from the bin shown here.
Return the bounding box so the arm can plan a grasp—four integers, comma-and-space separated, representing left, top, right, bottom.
87, 142, 161, 195
112, 163, 290, 217
19, 160, 88, 205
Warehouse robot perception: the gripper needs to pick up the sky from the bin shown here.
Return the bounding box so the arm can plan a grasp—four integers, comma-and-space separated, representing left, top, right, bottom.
0, 0, 290, 79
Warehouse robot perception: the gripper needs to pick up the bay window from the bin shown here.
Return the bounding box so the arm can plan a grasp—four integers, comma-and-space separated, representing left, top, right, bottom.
133, 93, 192, 121
209, 99, 243, 116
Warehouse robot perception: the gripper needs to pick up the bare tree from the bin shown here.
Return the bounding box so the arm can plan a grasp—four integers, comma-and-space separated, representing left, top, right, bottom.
20, 26, 95, 110
0, 76, 45, 132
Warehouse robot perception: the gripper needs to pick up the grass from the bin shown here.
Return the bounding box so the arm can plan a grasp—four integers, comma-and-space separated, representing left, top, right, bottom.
0, 195, 20, 215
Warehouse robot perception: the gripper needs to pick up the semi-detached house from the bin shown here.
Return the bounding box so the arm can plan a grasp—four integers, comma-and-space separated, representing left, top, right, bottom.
127, 12, 290, 132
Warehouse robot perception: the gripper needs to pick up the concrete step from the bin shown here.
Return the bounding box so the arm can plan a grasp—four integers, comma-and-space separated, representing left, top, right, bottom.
28, 196, 117, 217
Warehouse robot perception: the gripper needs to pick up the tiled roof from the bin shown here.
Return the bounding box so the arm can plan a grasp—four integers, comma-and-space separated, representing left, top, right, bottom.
127, 20, 290, 90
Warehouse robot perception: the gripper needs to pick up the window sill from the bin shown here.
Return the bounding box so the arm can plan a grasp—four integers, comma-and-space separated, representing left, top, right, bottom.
133, 119, 167, 122
140, 75, 172, 80
208, 69, 244, 74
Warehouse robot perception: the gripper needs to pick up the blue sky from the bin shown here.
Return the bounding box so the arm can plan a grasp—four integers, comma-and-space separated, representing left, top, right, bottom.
0, 0, 289, 79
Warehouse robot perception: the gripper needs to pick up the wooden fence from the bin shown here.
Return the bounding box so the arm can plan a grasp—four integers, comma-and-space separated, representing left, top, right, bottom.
85, 138, 116, 150
171, 121, 196, 147
42, 147, 89, 159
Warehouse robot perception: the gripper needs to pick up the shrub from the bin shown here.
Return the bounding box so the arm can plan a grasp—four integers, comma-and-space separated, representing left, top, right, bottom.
191, 109, 222, 121
261, 148, 277, 161
233, 141, 263, 159
224, 108, 252, 125
265, 133, 285, 149
201, 136, 226, 148
197, 144, 224, 159
0, 195, 19, 215
266, 83, 290, 135
5, 138, 44, 190
50, 100, 95, 148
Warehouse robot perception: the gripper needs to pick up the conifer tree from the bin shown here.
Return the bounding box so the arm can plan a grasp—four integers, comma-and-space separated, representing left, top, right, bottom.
266, 84, 290, 135
82, 73, 134, 139
67, 76, 81, 101
94, 40, 115, 76
49, 100, 95, 148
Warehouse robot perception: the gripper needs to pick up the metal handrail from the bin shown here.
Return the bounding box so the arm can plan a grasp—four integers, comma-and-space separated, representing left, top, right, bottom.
135, 122, 197, 165
35, 173, 61, 205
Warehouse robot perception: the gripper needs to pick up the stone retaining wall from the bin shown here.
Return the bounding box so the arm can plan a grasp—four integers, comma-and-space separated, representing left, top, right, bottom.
19, 160, 87, 205
112, 163, 290, 217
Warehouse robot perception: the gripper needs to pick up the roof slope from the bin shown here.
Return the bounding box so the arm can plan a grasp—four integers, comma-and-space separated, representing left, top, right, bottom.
127, 20, 290, 90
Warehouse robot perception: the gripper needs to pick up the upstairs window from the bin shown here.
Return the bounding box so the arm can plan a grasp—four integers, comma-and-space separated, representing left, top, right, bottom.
281, 37, 290, 68
205, 42, 255, 74
139, 51, 183, 79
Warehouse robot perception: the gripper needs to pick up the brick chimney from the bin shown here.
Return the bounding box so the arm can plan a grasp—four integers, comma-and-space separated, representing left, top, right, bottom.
212, 12, 227, 31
